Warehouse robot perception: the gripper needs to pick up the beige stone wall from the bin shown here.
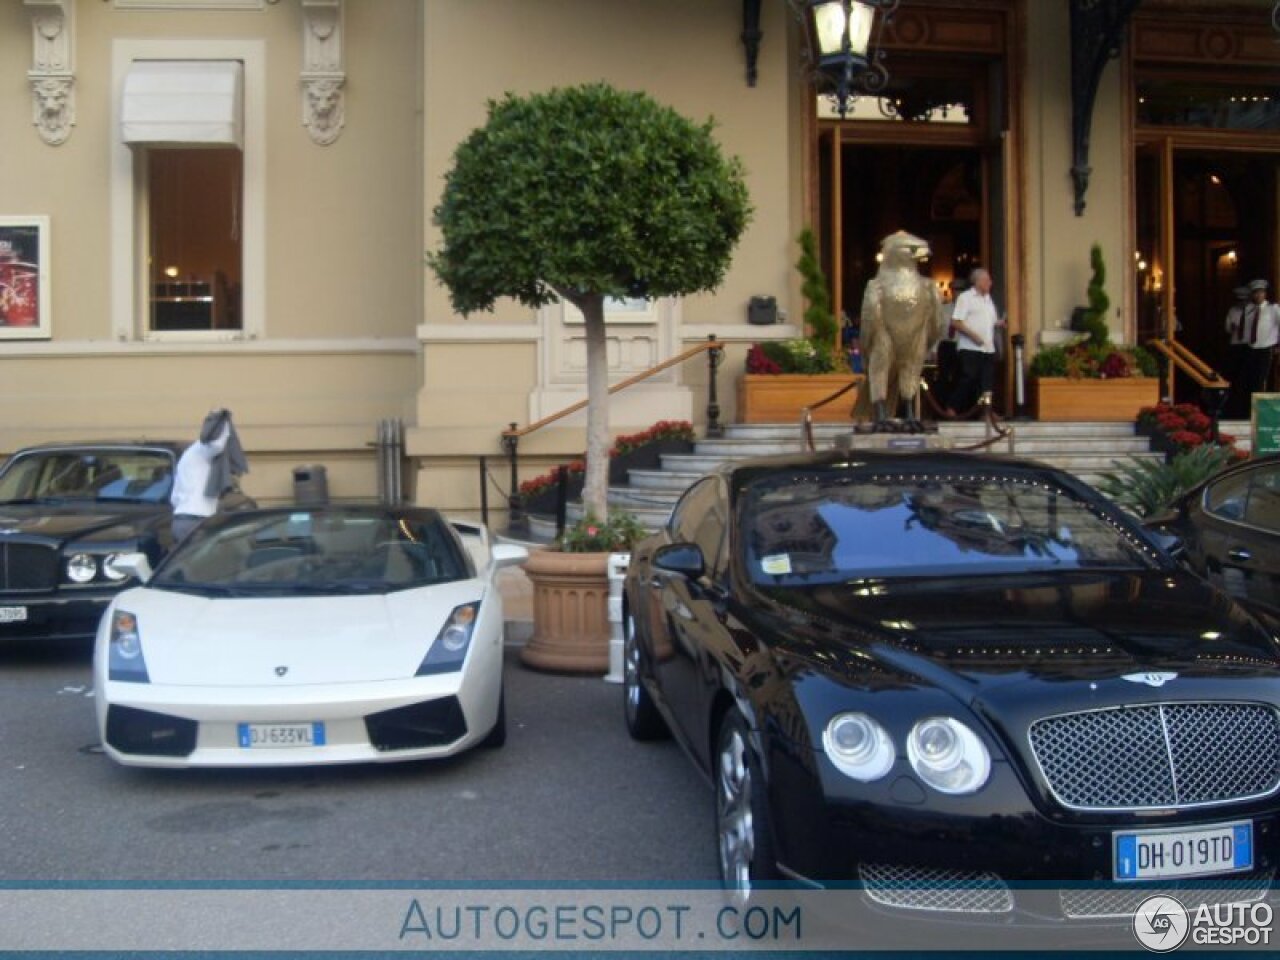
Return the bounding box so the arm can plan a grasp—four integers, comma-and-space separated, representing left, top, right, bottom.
414, 0, 802, 510
0, 0, 424, 502
1022, 0, 1132, 347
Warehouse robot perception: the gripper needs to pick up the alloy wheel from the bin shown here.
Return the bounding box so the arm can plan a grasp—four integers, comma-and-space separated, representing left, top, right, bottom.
717, 724, 755, 895
624, 613, 641, 721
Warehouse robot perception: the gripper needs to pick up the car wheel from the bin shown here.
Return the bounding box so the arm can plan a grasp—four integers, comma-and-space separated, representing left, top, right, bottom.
480, 683, 506, 749
623, 609, 669, 741
715, 710, 777, 896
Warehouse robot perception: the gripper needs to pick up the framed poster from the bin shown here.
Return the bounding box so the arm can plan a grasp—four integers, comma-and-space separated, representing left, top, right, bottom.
1251, 393, 1280, 455
0, 216, 51, 339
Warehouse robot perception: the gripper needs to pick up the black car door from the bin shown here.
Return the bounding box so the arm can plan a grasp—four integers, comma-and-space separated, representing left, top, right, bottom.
650, 477, 728, 764
1192, 463, 1280, 609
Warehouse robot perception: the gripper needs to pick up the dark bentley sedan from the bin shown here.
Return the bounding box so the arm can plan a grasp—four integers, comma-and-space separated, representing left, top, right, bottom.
0, 441, 248, 644
623, 450, 1280, 921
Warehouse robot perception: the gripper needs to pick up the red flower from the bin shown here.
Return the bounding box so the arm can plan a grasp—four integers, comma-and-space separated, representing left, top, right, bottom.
1169, 430, 1204, 448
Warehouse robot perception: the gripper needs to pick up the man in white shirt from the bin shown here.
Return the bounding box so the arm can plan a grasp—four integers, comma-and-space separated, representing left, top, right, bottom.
946, 268, 1003, 416
1242, 278, 1279, 396
170, 411, 241, 542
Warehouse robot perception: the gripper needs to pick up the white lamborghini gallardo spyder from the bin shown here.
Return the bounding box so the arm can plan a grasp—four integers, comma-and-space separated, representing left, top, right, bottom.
93, 505, 527, 767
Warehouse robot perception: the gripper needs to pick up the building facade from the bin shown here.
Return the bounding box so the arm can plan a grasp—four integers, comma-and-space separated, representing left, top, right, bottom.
0, 1, 1276, 515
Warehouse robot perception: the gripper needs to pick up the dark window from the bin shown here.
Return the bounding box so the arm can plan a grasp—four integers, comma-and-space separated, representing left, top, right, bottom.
1207, 467, 1280, 531
742, 472, 1159, 585
669, 478, 726, 575
147, 148, 243, 331
1137, 79, 1280, 132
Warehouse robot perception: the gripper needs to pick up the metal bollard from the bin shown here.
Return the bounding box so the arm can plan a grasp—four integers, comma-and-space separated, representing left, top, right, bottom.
604, 553, 630, 684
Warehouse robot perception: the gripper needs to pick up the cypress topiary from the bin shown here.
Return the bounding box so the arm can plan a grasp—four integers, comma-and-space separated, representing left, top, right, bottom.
796, 228, 836, 349
1082, 244, 1110, 348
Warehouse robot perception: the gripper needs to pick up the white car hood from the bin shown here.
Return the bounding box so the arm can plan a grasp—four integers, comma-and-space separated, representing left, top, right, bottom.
122, 580, 484, 687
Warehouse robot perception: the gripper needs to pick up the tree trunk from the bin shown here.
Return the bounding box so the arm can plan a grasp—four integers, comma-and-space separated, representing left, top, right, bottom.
580, 294, 610, 521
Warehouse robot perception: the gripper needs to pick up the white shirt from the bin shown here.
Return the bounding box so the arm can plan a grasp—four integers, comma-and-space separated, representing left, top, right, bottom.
952, 288, 998, 354
169, 425, 229, 518
1244, 300, 1280, 350
1225, 303, 1247, 345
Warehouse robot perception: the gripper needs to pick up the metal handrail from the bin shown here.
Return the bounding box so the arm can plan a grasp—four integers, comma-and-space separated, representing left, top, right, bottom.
498, 334, 725, 534
1147, 338, 1229, 390
503, 336, 723, 441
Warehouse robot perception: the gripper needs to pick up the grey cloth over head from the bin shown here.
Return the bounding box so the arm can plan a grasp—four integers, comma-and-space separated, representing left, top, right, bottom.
200, 409, 249, 498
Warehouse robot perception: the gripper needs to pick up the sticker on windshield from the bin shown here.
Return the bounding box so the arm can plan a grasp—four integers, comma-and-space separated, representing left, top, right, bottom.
761, 554, 792, 576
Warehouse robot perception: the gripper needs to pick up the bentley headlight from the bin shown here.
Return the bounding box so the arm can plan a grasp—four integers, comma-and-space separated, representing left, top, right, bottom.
907, 717, 990, 795
65, 553, 98, 584
822, 712, 895, 782
102, 554, 131, 582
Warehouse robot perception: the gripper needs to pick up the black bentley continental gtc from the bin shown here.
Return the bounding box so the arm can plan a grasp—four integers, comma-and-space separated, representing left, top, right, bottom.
623, 450, 1280, 921
0, 441, 251, 644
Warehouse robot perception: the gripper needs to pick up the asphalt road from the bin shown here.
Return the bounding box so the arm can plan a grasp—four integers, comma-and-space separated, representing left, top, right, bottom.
0, 641, 715, 884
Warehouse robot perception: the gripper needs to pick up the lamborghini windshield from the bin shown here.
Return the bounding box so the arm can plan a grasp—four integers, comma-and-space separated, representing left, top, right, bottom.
151, 508, 471, 596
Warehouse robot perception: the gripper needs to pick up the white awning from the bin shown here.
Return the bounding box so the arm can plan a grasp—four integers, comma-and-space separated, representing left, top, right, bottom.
121, 60, 243, 149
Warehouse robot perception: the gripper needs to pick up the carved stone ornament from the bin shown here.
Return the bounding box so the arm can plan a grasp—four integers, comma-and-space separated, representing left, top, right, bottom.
301, 0, 345, 145
25, 0, 75, 146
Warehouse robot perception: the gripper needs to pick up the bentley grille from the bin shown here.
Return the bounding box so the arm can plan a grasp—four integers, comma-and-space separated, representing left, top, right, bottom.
0, 542, 59, 593
1029, 703, 1280, 811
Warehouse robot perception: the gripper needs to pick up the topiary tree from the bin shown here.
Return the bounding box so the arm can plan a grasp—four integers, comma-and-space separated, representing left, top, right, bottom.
796, 227, 836, 350
427, 83, 751, 521
1082, 243, 1111, 349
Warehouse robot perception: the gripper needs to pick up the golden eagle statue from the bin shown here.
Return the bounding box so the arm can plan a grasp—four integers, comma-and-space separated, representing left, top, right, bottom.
858, 231, 946, 432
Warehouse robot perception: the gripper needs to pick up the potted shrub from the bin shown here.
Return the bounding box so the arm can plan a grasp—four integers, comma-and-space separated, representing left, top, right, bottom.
521, 512, 647, 674
738, 229, 860, 423
1030, 245, 1159, 421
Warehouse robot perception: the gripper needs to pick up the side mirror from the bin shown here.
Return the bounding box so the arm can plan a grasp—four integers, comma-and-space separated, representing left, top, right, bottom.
491, 543, 529, 571
110, 552, 153, 584
653, 542, 705, 580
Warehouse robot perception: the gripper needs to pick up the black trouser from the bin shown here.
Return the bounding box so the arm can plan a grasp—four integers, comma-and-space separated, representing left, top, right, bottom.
950, 350, 995, 413
1227, 343, 1251, 418
1246, 346, 1274, 395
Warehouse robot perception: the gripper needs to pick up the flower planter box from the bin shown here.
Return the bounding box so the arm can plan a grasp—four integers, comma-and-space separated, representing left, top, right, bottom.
737, 374, 862, 424
520, 549, 611, 675
1031, 377, 1159, 422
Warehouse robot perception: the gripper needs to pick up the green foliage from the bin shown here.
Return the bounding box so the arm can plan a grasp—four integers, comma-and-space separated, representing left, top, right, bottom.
426, 83, 753, 314
1131, 345, 1160, 378
758, 338, 838, 374
557, 512, 648, 553
1030, 344, 1068, 378
1082, 244, 1111, 348
1094, 445, 1236, 518
796, 228, 836, 347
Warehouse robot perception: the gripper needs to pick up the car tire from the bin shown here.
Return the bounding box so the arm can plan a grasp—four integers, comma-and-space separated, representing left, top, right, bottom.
715, 709, 777, 896
623, 609, 669, 741
480, 684, 506, 749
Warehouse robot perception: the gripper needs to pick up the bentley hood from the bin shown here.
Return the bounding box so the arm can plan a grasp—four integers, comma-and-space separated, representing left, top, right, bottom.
115, 580, 485, 686
754, 570, 1280, 715
0, 503, 161, 546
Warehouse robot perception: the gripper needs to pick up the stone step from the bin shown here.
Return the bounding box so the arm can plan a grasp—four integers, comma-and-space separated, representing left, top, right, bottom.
990, 438, 1153, 454
627, 468, 704, 491
694, 438, 807, 457
606, 486, 683, 508
939, 421, 1140, 438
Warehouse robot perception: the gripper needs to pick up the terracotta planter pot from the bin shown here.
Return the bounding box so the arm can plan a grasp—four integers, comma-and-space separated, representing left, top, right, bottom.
737, 373, 862, 424
1031, 377, 1159, 422
520, 549, 611, 675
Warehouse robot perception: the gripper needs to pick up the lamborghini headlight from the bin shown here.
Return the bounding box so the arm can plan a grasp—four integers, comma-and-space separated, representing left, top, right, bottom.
416, 602, 480, 676
108, 609, 150, 683
907, 717, 991, 795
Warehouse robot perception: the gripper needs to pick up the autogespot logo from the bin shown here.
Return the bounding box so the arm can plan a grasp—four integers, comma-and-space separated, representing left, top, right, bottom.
1134, 895, 1190, 953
